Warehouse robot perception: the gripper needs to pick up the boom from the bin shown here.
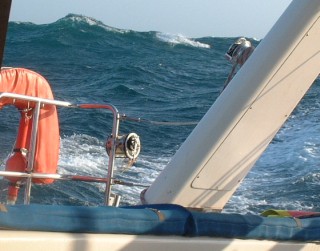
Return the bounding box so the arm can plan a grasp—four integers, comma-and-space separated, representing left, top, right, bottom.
143, 0, 320, 210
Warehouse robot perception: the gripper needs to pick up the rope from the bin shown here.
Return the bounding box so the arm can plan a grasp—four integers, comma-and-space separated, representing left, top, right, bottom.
121, 115, 198, 126
113, 179, 149, 188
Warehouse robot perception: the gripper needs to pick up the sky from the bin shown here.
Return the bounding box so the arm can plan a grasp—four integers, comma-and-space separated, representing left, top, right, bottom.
9, 0, 292, 39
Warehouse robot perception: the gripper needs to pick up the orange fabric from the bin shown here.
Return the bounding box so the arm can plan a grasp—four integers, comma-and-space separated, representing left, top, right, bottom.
0, 68, 60, 184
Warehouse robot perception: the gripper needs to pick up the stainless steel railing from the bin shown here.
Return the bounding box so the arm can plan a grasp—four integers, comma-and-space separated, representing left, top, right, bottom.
0, 92, 120, 206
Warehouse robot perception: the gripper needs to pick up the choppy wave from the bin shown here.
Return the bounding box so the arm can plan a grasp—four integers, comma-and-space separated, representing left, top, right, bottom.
58, 14, 130, 34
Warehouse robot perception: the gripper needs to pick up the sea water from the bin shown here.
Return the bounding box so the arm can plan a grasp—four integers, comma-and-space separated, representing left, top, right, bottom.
1, 14, 320, 214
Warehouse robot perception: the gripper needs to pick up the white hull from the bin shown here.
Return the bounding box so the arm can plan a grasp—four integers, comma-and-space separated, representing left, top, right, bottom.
1, 230, 319, 251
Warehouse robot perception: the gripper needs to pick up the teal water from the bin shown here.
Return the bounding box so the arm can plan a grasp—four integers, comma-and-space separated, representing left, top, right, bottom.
1, 14, 320, 214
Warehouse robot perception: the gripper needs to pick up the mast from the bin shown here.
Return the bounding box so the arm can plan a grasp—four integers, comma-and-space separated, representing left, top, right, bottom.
0, 0, 12, 68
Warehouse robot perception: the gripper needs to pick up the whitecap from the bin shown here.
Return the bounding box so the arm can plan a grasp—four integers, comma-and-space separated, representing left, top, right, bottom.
63, 14, 130, 34
156, 32, 210, 48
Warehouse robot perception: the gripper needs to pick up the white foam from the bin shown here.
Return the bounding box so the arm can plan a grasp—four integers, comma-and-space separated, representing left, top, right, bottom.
58, 134, 171, 205
58, 134, 108, 176
156, 32, 210, 48
66, 14, 129, 34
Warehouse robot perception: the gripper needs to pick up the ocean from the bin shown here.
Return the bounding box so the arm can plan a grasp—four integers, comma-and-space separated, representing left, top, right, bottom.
1, 14, 320, 214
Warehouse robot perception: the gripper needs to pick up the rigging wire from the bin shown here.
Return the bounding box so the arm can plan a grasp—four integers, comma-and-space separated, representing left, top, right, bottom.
121, 114, 198, 126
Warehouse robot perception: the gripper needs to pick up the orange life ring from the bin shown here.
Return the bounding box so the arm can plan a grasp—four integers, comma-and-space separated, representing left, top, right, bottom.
0, 68, 60, 201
